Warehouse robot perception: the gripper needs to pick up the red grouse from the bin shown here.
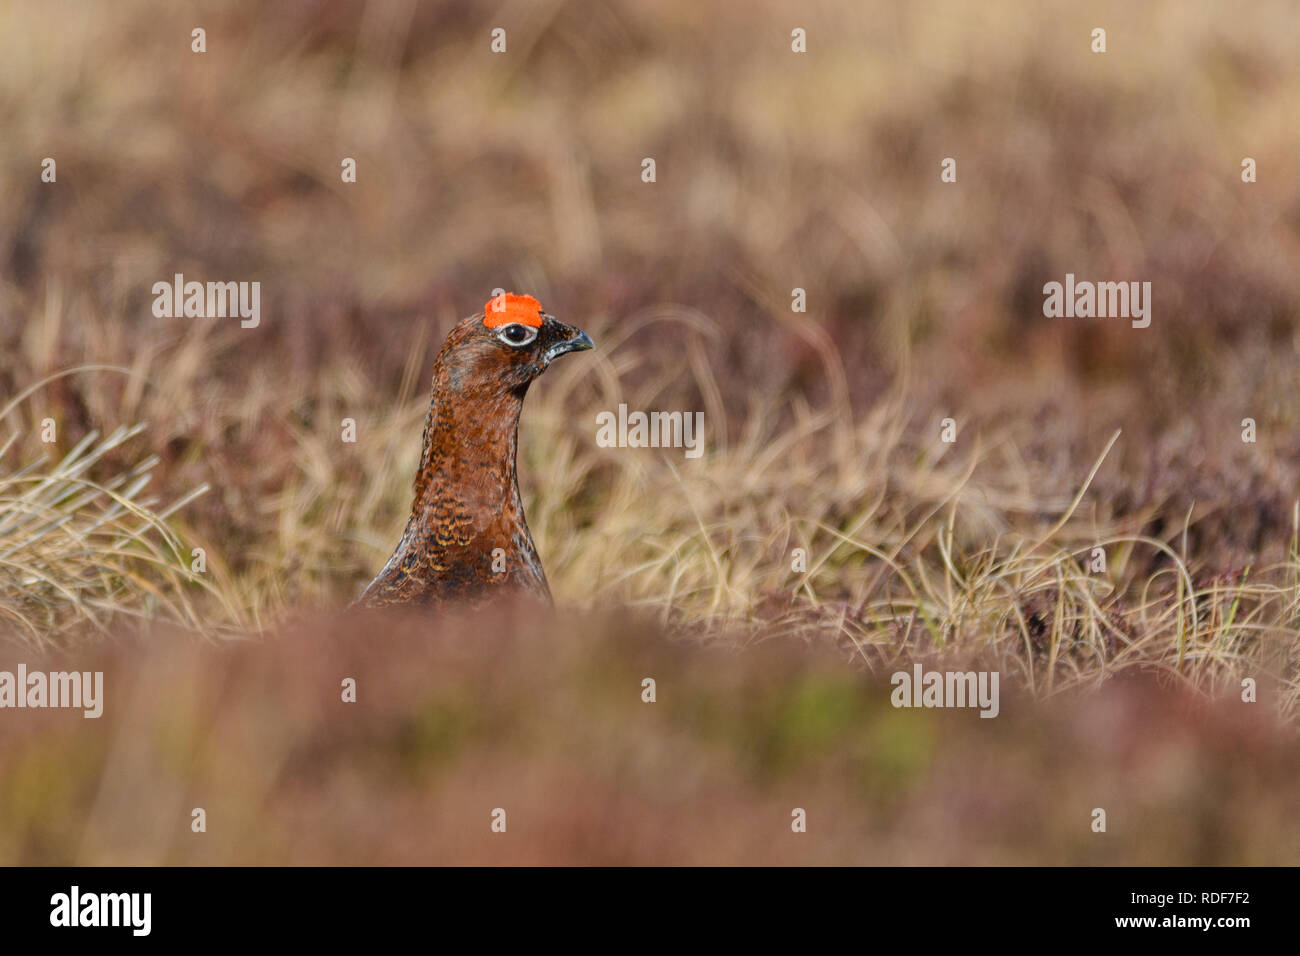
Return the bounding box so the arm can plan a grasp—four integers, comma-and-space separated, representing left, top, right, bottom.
356, 293, 594, 608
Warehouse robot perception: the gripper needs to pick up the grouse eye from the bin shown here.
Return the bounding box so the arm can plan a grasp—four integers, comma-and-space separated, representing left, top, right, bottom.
496, 323, 538, 347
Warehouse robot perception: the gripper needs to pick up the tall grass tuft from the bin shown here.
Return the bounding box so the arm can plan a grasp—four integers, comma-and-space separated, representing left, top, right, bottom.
0, 374, 242, 646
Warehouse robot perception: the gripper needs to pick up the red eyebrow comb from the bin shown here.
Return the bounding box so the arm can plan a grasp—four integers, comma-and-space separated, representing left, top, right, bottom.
483, 293, 544, 329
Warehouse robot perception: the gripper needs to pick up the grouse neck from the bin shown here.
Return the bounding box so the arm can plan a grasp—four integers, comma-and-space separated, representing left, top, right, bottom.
410, 380, 528, 517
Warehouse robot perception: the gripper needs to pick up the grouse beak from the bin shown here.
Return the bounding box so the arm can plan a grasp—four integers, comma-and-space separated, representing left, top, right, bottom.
542, 324, 595, 366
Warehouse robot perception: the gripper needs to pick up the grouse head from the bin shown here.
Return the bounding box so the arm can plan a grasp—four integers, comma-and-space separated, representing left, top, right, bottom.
354, 293, 594, 609
439, 292, 594, 396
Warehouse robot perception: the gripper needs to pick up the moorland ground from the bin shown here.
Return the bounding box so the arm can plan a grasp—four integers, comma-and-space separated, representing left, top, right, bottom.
1, 4, 1298, 714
